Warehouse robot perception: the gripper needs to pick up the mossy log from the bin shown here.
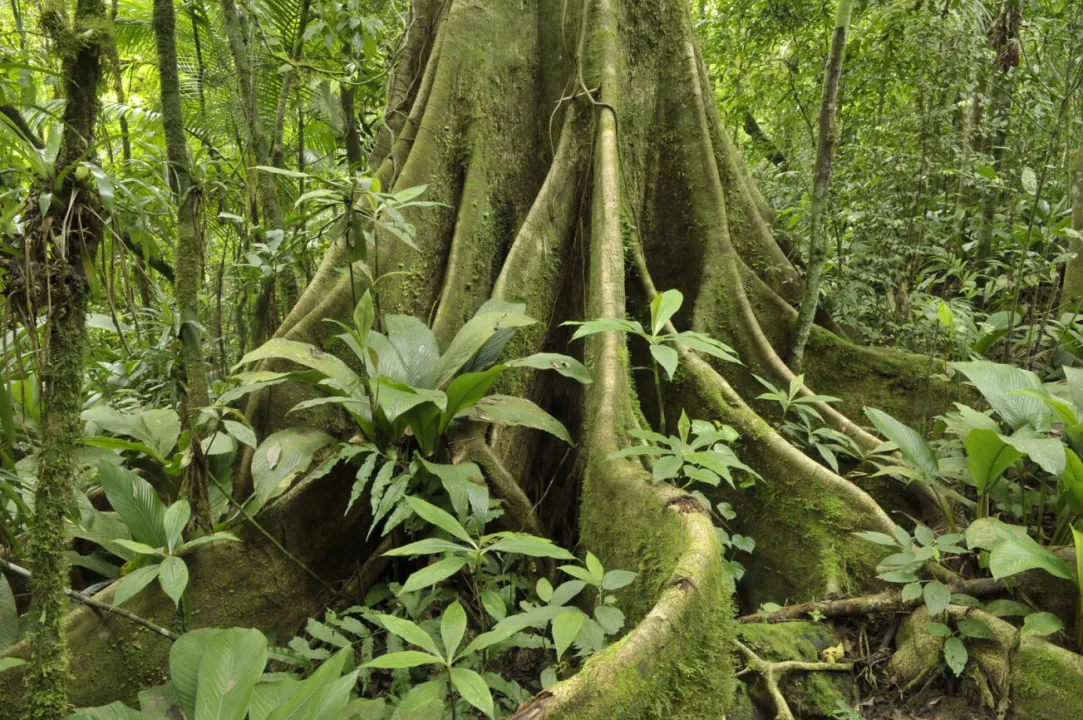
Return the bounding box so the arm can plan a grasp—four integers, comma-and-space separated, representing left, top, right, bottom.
4, 0, 1075, 716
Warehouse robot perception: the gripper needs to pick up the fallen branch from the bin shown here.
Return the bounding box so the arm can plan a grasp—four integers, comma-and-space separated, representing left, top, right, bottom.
735, 639, 853, 720
0, 557, 177, 641
738, 577, 1006, 624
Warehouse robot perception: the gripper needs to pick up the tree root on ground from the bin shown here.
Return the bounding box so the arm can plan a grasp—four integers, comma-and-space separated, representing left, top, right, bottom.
734, 639, 854, 720
738, 577, 1005, 624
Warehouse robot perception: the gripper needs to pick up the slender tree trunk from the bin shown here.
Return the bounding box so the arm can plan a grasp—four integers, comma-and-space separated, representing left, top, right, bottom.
152, 0, 214, 531
270, 0, 311, 168
220, 0, 285, 347
976, 0, 1022, 262
1063, 137, 1083, 309
24, 0, 107, 716
790, 0, 853, 370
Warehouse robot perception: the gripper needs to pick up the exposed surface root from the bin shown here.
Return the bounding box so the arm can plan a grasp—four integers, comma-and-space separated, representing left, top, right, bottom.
735, 639, 854, 720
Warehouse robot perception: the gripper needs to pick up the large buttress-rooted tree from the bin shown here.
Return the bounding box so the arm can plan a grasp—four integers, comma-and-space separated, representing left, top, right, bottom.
15, 0, 1083, 716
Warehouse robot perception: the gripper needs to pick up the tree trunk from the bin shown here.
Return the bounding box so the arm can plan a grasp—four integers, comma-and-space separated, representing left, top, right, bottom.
152, 0, 214, 532
791, 0, 853, 370
22, 0, 107, 716
7, 1, 1059, 717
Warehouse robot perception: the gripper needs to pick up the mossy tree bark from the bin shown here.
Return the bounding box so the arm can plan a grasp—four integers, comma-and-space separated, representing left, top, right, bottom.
2, 0, 1024, 715
790, 0, 852, 371
152, 0, 214, 531
23, 0, 108, 716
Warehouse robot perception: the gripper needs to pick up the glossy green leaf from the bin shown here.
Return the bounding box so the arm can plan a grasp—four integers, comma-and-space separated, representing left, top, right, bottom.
441, 601, 467, 660
552, 610, 585, 660
964, 428, 1023, 493
99, 461, 168, 548
458, 394, 572, 444
650, 343, 679, 380
399, 556, 470, 595
113, 564, 161, 607
163, 500, 190, 553
650, 289, 684, 335
864, 408, 939, 481
507, 353, 592, 384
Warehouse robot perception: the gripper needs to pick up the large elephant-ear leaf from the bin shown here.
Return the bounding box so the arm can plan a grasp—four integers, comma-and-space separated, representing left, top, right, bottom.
384, 314, 441, 388
249, 428, 335, 509
0, 573, 17, 649
232, 338, 361, 389
460, 394, 572, 444
193, 628, 268, 720
98, 461, 168, 548
951, 360, 1051, 431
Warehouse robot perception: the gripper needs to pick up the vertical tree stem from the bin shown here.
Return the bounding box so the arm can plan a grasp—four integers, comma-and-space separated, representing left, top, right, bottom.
790, 0, 853, 371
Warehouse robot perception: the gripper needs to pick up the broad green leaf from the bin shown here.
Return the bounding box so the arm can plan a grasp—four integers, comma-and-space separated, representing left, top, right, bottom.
601, 570, 637, 591
233, 338, 361, 389
552, 610, 585, 660
112, 539, 163, 557
595, 605, 625, 634
951, 361, 1051, 431
250, 429, 334, 507
363, 651, 443, 669
671, 332, 741, 364
169, 629, 219, 718
1061, 450, 1083, 513
565, 318, 644, 341
113, 564, 161, 607
441, 366, 505, 432
99, 462, 168, 548
65, 701, 156, 719
558, 564, 598, 586
650, 289, 684, 335
435, 312, 536, 387
458, 394, 572, 444
989, 532, 1075, 581
449, 667, 494, 719
158, 556, 189, 608
383, 314, 441, 388
1021, 612, 1064, 638
507, 353, 592, 384
418, 459, 488, 519
943, 636, 968, 676
853, 531, 899, 547
485, 532, 576, 559
901, 582, 922, 603
652, 455, 684, 483
864, 408, 939, 481
458, 617, 532, 658
922, 580, 950, 616
223, 420, 257, 449
0, 574, 17, 649
441, 601, 467, 660
404, 495, 473, 544
194, 628, 267, 720
353, 291, 375, 344
536, 577, 554, 602
999, 433, 1065, 476
985, 599, 1033, 618
399, 556, 470, 595
650, 343, 679, 380
383, 538, 473, 557
957, 619, 995, 639
377, 614, 441, 656
163, 500, 190, 553
965, 429, 1023, 493
585, 552, 604, 583
371, 378, 446, 421
266, 647, 353, 720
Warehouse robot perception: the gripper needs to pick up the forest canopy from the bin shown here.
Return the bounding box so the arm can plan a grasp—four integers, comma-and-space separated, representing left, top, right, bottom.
1, 0, 1082, 718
